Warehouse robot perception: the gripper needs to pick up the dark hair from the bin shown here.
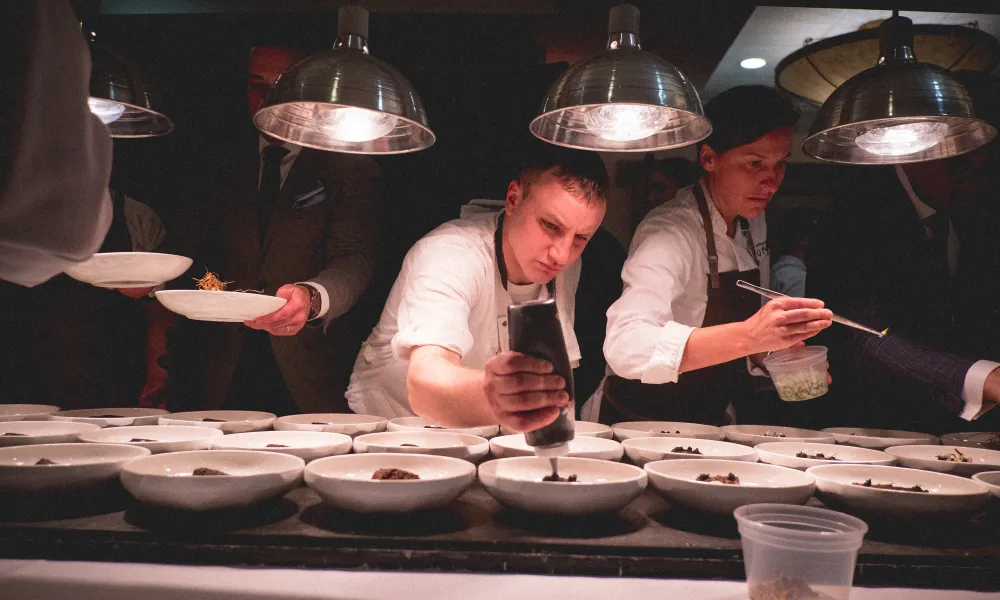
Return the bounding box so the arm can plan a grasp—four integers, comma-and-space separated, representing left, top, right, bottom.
518, 143, 609, 205
700, 85, 800, 155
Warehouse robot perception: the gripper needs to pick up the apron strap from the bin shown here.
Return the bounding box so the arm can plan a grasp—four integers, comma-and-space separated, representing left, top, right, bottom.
692, 183, 721, 290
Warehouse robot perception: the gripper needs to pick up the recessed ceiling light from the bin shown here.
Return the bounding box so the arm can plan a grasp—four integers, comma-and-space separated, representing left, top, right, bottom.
740, 57, 767, 69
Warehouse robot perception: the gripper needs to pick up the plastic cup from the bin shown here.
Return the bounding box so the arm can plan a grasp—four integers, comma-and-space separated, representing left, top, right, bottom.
763, 346, 829, 402
735, 503, 867, 600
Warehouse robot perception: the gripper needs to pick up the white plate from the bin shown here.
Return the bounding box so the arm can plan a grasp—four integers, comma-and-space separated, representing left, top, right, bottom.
489, 434, 623, 461
756, 441, 895, 470
645, 459, 815, 516
210, 431, 352, 463
77, 425, 224, 454
158, 411, 276, 433
64, 252, 192, 288
622, 437, 759, 467
611, 421, 725, 442
154, 290, 286, 322
807, 464, 990, 518
120, 450, 303, 511
387, 416, 499, 439
971, 471, 1000, 500
478, 456, 647, 515
0, 404, 61, 423
885, 445, 1000, 477
47, 408, 170, 428
0, 421, 100, 447
940, 432, 1000, 451
352, 431, 489, 463
723, 425, 836, 446
821, 427, 938, 449
305, 453, 476, 513
500, 421, 613, 439
273, 413, 387, 437
0, 443, 150, 493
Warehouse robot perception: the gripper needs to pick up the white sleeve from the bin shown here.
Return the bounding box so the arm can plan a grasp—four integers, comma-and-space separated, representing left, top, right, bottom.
960, 360, 1000, 421
604, 217, 698, 384
390, 235, 485, 361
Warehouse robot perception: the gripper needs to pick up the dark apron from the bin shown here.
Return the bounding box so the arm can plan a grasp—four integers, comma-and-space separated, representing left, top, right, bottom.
599, 184, 762, 426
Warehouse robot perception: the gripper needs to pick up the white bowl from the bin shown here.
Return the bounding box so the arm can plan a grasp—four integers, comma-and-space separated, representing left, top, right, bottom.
120, 450, 304, 510
756, 441, 895, 471
0, 421, 100, 447
645, 459, 815, 516
611, 421, 724, 442
821, 427, 938, 450
885, 444, 1000, 477
478, 457, 647, 515
723, 425, 836, 446
0, 404, 61, 422
77, 425, 225, 454
808, 464, 990, 518
387, 416, 499, 439
64, 252, 192, 288
622, 437, 759, 467
971, 471, 1000, 500
273, 413, 387, 437
155, 290, 287, 322
0, 443, 150, 493
941, 432, 1000, 451
158, 410, 276, 433
500, 421, 613, 439
47, 408, 170, 428
489, 434, 624, 461
304, 453, 476, 513
352, 431, 489, 463
210, 431, 352, 463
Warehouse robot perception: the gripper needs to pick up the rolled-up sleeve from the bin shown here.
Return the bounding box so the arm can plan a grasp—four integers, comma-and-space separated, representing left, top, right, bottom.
604, 218, 699, 384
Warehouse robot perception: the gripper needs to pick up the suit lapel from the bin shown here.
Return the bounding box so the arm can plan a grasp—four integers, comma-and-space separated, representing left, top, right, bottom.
261, 148, 310, 259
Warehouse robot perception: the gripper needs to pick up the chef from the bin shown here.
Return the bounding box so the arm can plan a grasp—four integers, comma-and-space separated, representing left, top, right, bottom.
587, 86, 832, 425
346, 146, 607, 433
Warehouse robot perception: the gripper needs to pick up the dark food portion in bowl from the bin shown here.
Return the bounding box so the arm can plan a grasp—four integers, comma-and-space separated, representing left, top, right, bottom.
265, 444, 289, 448
311, 422, 331, 425
937, 448, 972, 462
697, 472, 740, 484
796, 451, 838, 460
763, 432, 786, 438
660, 430, 681, 434
541, 473, 578, 482
1, 432, 27, 437
200, 418, 227, 422
853, 479, 928, 492
93, 414, 123, 418
400, 443, 419, 447
129, 438, 157, 442
749, 574, 819, 600
672, 446, 702, 455
34, 458, 58, 465
372, 467, 420, 480
192, 467, 229, 476
423, 425, 445, 429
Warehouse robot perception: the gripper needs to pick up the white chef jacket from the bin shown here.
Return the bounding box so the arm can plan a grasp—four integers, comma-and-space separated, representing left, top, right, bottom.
345, 208, 582, 419
896, 165, 998, 421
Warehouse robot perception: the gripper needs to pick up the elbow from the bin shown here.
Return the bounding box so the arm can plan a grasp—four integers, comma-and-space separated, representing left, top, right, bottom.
406, 364, 431, 417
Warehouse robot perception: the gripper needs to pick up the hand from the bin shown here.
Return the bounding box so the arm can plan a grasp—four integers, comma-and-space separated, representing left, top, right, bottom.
483, 351, 569, 433
116, 286, 154, 299
244, 283, 310, 336
743, 297, 833, 354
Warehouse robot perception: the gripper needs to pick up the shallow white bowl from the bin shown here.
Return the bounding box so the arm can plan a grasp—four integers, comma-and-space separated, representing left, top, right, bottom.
941, 432, 1000, 451
808, 464, 990, 518
64, 252, 192, 288
622, 437, 758, 467
645, 459, 815, 516
77, 425, 224, 454
0, 443, 150, 493
352, 431, 489, 463
0, 404, 61, 423
756, 441, 896, 471
478, 456, 647, 515
611, 421, 724, 442
47, 408, 170, 428
387, 416, 499, 439
885, 444, 1000, 477
821, 427, 938, 449
0, 421, 100, 447
210, 431, 352, 463
155, 290, 286, 322
273, 413, 387, 437
120, 450, 304, 510
971, 471, 1000, 500
305, 453, 476, 513
500, 421, 613, 439
158, 411, 275, 433
489, 434, 624, 461
723, 425, 836, 446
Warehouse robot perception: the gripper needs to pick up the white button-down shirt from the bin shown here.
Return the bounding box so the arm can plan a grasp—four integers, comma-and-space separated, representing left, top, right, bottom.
346, 208, 582, 419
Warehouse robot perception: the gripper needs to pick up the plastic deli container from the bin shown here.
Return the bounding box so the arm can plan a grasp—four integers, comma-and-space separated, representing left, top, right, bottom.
735, 503, 867, 600
763, 346, 829, 402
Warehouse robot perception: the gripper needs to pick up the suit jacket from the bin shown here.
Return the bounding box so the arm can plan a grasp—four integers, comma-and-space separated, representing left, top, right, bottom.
807, 166, 1000, 433
190, 135, 381, 413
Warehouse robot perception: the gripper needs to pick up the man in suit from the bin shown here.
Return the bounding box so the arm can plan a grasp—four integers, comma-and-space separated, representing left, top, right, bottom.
181, 45, 381, 415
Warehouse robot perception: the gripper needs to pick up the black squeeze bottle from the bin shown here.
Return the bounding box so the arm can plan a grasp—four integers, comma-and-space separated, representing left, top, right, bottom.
507, 297, 575, 457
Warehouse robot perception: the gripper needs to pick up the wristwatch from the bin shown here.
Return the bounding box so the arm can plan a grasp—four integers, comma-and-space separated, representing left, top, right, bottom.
297, 284, 322, 320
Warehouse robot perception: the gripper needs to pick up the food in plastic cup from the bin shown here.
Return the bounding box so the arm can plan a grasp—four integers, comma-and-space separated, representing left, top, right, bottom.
763, 346, 829, 402
735, 503, 867, 600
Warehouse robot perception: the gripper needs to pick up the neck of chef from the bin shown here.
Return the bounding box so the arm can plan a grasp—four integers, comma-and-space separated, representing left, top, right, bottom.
705, 176, 740, 238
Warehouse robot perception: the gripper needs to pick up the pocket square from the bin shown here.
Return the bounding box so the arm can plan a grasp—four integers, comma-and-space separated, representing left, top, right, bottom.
292, 185, 327, 209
